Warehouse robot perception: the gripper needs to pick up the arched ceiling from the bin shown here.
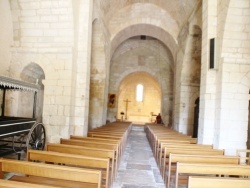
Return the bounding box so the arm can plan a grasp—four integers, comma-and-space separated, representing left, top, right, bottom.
97, 0, 202, 60
100, 0, 200, 28
111, 38, 174, 70
110, 24, 177, 58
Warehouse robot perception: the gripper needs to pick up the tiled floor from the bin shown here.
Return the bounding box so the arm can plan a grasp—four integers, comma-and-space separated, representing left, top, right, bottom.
112, 125, 165, 188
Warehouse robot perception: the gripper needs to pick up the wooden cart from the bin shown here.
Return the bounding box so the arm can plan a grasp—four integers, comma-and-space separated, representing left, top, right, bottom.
0, 76, 46, 159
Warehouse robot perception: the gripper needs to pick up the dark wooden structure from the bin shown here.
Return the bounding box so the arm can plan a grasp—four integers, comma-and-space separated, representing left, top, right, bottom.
0, 76, 46, 159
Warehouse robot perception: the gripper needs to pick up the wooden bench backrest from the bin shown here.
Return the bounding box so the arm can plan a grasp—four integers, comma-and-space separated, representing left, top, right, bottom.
47, 143, 117, 181
157, 137, 197, 144
60, 138, 118, 150
27, 150, 110, 188
0, 179, 60, 188
188, 176, 250, 188
70, 135, 120, 144
165, 147, 224, 157
161, 143, 213, 149
175, 163, 250, 188
0, 158, 101, 186
158, 143, 213, 158
167, 154, 240, 188
28, 150, 109, 169
88, 133, 123, 139
47, 143, 114, 158
161, 147, 224, 171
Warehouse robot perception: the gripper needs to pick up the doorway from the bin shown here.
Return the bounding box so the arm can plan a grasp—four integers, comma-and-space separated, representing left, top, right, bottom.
193, 97, 199, 138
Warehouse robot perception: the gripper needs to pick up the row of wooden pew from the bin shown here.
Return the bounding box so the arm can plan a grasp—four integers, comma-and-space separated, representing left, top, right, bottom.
145, 124, 250, 188
1, 121, 132, 188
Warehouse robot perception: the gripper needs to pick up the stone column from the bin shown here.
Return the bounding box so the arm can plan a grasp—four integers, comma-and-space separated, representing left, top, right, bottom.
199, 0, 218, 144
89, 20, 108, 129
212, 0, 250, 155
70, 0, 93, 136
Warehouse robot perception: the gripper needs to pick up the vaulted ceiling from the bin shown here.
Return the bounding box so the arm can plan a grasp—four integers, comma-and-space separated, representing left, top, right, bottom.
100, 0, 200, 29
95, 0, 201, 58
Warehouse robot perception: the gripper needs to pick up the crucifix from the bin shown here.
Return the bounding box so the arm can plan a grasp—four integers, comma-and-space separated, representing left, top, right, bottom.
123, 99, 131, 120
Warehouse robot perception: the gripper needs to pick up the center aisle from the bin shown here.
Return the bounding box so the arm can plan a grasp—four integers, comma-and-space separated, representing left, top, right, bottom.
113, 125, 165, 188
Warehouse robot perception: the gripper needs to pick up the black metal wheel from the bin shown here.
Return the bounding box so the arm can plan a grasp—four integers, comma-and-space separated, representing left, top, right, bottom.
26, 122, 46, 151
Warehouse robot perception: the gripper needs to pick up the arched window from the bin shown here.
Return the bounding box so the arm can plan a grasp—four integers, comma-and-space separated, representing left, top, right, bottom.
136, 84, 143, 102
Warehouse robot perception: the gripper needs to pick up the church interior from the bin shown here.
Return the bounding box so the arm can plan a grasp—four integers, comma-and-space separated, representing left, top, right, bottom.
1, 0, 250, 187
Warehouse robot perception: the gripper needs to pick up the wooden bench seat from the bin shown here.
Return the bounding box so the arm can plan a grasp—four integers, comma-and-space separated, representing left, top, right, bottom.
27, 150, 111, 188
175, 163, 250, 188
166, 154, 240, 188
0, 179, 60, 188
0, 158, 102, 188
188, 176, 250, 188
46, 143, 116, 183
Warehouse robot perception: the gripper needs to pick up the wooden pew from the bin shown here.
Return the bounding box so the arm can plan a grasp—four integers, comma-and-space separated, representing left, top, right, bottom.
70, 136, 123, 160
0, 158, 102, 188
46, 143, 116, 183
237, 149, 250, 165
10, 176, 101, 188
0, 179, 60, 188
175, 162, 250, 188
88, 132, 128, 152
60, 138, 119, 176
155, 136, 193, 157
161, 147, 225, 178
27, 150, 111, 188
166, 154, 240, 188
157, 143, 213, 166
188, 176, 250, 188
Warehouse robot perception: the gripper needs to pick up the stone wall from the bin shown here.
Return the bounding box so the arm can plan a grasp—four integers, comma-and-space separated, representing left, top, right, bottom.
4, 0, 93, 143
199, 0, 250, 155
0, 1, 13, 76
108, 38, 173, 125
174, 3, 202, 135
117, 72, 161, 123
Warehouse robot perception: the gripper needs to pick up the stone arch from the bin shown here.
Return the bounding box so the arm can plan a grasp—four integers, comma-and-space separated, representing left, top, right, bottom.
110, 24, 177, 60
111, 38, 174, 70
108, 39, 174, 125
220, 0, 250, 64
117, 71, 162, 123
181, 25, 202, 84
114, 68, 163, 92
20, 63, 45, 122
174, 24, 202, 134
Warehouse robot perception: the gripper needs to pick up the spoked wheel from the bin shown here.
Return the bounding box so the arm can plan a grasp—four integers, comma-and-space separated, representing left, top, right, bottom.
26, 122, 46, 151
12, 134, 26, 153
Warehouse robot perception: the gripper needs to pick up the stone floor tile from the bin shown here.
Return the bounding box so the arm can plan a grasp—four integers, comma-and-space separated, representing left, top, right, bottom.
112, 125, 165, 188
